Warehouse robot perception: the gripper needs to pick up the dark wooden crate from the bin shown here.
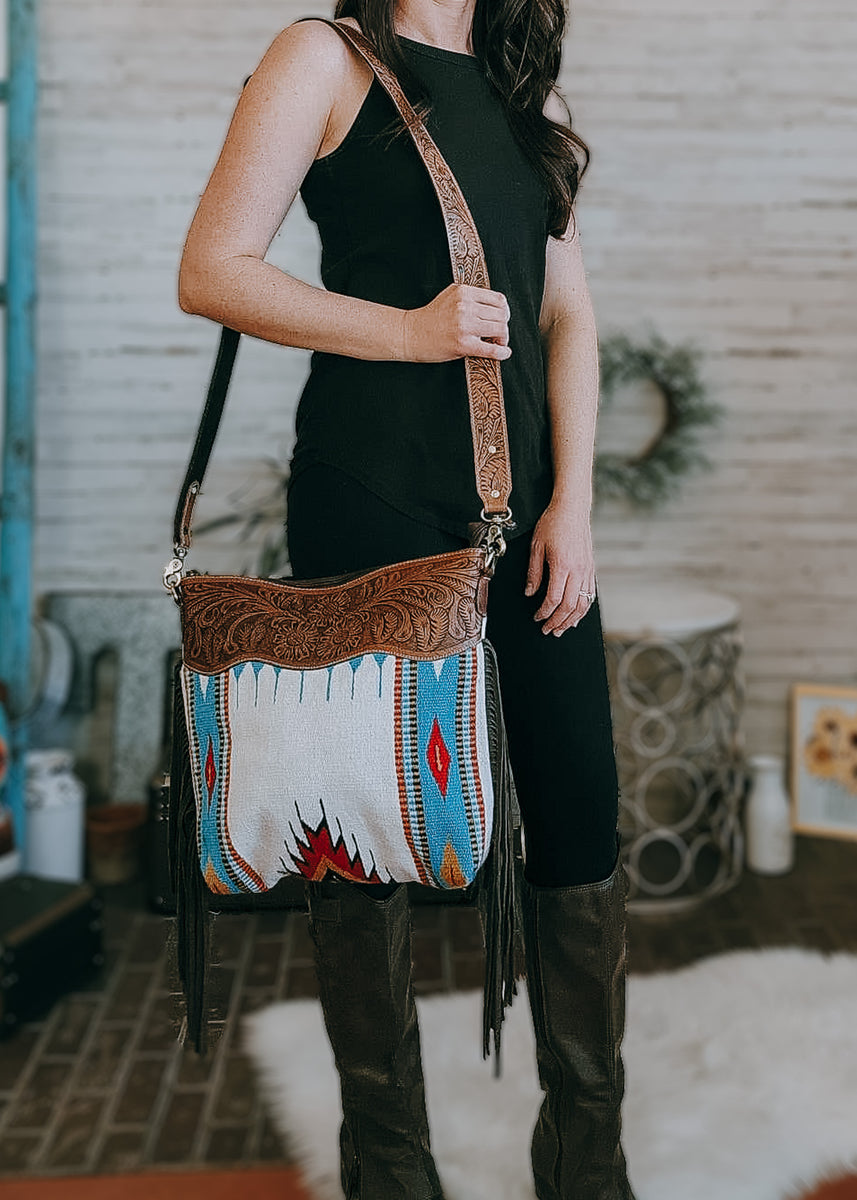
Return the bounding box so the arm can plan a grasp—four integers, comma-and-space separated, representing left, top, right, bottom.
0, 874, 104, 1036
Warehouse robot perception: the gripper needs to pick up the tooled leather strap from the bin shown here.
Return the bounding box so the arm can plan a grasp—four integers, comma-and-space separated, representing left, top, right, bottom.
173, 17, 513, 554
317, 19, 513, 521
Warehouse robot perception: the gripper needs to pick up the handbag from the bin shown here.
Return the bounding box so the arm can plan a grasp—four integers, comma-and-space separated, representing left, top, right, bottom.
165, 18, 519, 1062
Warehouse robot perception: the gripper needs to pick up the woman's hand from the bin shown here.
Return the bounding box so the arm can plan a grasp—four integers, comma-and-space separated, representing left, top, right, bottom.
402, 283, 512, 362
525, 502, 597, 635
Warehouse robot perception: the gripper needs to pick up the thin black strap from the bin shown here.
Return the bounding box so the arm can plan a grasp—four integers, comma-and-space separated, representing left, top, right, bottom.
173, 17, 513, 554
172, 326, 240, 551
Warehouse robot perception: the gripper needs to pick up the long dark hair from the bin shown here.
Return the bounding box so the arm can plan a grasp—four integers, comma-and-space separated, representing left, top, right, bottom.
332, 0, 589, 239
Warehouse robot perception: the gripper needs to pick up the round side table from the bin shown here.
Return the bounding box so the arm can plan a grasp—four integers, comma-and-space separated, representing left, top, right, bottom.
597, 580, 748, 912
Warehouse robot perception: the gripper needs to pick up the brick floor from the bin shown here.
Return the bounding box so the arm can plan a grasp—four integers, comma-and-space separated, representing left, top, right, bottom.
1, 833, 855, 1179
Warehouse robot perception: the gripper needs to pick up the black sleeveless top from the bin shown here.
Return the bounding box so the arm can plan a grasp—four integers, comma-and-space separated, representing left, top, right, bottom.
291, 29, 553, 540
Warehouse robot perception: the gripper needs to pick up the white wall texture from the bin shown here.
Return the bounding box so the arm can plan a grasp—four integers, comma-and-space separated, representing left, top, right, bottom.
29, 0, 857, 756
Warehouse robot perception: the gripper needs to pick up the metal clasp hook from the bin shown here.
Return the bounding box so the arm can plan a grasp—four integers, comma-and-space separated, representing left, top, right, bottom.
482, 518, 510, 576
162, 546, 187, 604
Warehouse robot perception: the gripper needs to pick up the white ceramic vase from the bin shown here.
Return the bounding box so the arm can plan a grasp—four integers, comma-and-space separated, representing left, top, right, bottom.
24, 748, 86, 883
745, 753, 794, 875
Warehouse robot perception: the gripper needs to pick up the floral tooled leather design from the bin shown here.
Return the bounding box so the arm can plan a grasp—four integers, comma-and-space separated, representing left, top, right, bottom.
180, 547, 490, 673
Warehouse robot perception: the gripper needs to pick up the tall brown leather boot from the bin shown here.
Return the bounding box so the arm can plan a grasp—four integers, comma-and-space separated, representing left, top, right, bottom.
306, 875, 445, 1200
521, 846, 637, 1200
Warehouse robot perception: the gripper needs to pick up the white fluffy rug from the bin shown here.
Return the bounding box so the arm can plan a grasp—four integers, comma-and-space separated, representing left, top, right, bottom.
242, 948, 857, 1200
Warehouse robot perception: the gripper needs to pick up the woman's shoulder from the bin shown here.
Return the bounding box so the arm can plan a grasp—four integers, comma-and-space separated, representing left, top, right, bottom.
253, 15, 370, 104
267, 14, 364, 67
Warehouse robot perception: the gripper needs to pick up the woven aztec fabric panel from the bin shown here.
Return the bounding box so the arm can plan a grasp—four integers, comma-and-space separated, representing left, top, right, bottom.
179, 644, 494, 892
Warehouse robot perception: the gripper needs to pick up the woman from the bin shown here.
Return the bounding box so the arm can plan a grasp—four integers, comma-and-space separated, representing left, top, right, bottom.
178, 3, 636, 1198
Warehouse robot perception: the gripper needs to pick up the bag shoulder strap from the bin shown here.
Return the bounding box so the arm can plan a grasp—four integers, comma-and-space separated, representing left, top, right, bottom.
171, 16, 513, 558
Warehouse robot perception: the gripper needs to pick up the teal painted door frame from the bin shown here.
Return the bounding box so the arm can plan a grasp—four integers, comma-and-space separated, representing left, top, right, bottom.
0, 0, 39, 854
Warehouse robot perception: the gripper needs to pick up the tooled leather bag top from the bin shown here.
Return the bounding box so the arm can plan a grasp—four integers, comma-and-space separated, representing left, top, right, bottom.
180, 547, 491, 673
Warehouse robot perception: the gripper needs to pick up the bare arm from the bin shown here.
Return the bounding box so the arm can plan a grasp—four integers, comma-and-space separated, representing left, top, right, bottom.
178, 21, 409, 360
525, 88, 599, 635
539, 220, 599, 519
178, 19, 511, 364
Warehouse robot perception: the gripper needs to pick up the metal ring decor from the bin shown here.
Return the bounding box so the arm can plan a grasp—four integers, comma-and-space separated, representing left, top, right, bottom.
594, 331, 723, 510
604, 619, 747, 911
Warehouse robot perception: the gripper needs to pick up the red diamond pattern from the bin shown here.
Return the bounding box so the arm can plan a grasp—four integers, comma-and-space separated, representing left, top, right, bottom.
204, 737, 217, 796
426, 717, 451, 797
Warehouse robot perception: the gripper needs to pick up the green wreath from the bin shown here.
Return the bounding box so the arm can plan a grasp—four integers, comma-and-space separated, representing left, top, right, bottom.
594, 331, 722, 509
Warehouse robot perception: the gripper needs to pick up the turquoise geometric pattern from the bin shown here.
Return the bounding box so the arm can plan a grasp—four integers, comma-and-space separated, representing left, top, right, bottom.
180, 644, 493, 893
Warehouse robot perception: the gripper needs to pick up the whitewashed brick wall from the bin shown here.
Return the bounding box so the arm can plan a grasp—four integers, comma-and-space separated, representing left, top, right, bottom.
30, 0, 857, 757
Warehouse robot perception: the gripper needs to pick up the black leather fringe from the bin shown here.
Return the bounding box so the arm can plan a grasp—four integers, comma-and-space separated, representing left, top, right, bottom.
477, 639, 519, 1076
168, 660, 211, 1057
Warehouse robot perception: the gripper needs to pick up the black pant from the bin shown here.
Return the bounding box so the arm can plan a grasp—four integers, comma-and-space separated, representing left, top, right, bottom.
286, 463, 620, 888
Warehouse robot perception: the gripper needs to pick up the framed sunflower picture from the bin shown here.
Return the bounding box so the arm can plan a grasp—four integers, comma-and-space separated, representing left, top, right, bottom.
790, 683, 857, 840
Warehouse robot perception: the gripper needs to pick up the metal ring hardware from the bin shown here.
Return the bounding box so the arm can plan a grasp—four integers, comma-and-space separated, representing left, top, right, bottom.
163, 549, 187, 603
479, 506, 515, 526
